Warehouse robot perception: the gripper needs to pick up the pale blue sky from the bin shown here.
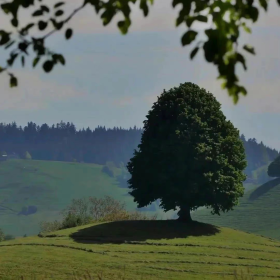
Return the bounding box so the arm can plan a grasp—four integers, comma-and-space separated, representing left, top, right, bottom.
0, 1, 280, 149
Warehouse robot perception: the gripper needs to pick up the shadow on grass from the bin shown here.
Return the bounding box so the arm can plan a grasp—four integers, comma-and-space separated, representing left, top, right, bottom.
249, 177, 280, 201
70, 220, 220, 244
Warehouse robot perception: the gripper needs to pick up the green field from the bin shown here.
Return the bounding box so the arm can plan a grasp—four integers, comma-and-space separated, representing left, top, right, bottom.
1, 221, 280, 280
193, 178, 280, 240
0, 160, 174, 237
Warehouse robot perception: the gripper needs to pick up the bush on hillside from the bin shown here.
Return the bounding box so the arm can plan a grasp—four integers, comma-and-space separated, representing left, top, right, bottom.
4, 234, 15, 241
39, 196, 157, 233
39, 220, 63, 233
101, 161, 116, 177
268, 155, 280, 177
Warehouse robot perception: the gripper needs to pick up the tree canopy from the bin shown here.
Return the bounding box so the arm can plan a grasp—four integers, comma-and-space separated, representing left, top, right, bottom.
0, 0, 279, 103
127, 82, 247, 222
267, 156, 280, 177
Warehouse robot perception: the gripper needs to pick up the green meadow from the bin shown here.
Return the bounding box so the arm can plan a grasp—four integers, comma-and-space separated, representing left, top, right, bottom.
193, 178, 280, 240
1, 221, 280, 280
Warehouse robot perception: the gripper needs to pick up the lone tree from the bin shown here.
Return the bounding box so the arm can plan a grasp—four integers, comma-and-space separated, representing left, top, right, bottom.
267, 156, 280, 177
127, 83, 247, 222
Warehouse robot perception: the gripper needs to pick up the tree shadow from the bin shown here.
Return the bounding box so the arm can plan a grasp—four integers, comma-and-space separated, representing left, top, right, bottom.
70, 220, 220, 244
249, 177, 280, 201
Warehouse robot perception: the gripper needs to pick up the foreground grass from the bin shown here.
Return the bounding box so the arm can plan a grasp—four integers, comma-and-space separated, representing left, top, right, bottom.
1, 220, 280, 280
193, 178, 280, 240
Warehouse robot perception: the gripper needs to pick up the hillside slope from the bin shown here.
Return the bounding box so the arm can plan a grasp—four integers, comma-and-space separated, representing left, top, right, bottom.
1, 221, 280, 280
193, 178, 280, 240
0, 160, 167, 237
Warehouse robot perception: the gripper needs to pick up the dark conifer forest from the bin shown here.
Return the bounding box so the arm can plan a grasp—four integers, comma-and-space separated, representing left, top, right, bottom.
0, 121, 278, 181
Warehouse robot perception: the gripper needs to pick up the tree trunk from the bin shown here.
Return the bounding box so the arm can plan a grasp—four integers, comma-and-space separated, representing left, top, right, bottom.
177, 205, 192, 223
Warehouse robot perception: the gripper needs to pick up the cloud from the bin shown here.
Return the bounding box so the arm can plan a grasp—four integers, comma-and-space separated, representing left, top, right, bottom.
0, 71, 84, 110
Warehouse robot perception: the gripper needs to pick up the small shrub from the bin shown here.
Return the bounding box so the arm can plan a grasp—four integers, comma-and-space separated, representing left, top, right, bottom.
39, 220, 63, 233
4, 234, 15, 241
39, 196, 158, 234
61, 212, 92, 229
0, 228, 5, 242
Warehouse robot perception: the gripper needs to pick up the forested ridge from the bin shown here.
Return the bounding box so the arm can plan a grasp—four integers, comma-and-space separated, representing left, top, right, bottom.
0, 121, 278, 180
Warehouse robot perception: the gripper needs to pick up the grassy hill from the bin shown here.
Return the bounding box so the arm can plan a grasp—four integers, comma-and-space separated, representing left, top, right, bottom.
1, 221, 280, 279
0, 160, 173, 238
193, 178, 280, 240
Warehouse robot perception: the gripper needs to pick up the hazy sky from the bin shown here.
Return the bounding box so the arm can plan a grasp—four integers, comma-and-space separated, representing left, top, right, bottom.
0, 1, 280, 149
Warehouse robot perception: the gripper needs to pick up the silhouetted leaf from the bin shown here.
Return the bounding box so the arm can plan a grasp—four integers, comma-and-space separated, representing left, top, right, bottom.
41, 5, 50, 13
38, 20, 48, 31
65, 28, 73, 40
32, 10, 43, 17
4, 40, 15, 49
11, 18, 18, 27
10, 76, 17, 87
181, 30, 197, 46
243, 45, 255, 55
43, 60, 54, 73
55, 10, 64, 17
54, 2, 65, 9
21, 56, 25, 67
190, 47, 199, 59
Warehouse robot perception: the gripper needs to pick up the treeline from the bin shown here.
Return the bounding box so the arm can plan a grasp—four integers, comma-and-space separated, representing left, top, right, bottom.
0, 121, 278, 179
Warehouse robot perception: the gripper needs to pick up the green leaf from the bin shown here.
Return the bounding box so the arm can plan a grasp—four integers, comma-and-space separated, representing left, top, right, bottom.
10, 76, 18, 87
190, 47, 199, 60
243, 45, 255, 55
236, 53, 247, 70
38, 20, 48, 31
7, 53, 18, 66
181, 30, 198, 46
258, 0, 268, 11
43, 60, 54, 73
117, 20, 130, 34
65, 28, 73, 40
54, 2, 65, 9
247, 6, 259, 22
33, 57, 40, 68
242, 24, 251, 33
196, 15, 208, 23
53, 54, 65, 65
140, 0, 149, 17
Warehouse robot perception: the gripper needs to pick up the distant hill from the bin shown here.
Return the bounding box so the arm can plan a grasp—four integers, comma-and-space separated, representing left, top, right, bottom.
192, 178, 280, 240
0, 160, 172, 237
0, 122, 278, 186
1, 221, 280, 279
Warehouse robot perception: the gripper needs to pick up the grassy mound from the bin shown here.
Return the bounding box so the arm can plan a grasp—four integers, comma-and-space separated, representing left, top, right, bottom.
0, 160, 166, 237
193, 178, 280, 240
1, 221, 280, 279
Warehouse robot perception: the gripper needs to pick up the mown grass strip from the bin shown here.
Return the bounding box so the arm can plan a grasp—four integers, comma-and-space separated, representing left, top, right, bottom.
134, 259, 280, 270
109, 249, 280, 263
147, 266, 280, 278
0, 243, 108, 255
64, 238, 280, 254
